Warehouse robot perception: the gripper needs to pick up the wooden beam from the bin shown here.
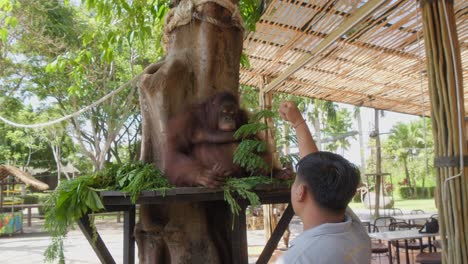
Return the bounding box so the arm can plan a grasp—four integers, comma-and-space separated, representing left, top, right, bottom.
123, 207, 136, 264
264, 0, 389, 93
257, 204, 294, 264
77, 214, 116, 264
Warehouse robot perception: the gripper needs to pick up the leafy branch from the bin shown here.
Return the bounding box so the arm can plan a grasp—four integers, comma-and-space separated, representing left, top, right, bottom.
43, 162, 171, 263
224, 109, 285, 217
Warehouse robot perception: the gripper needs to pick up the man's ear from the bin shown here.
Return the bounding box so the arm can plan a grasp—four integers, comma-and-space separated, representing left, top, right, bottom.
295, 184, 307, 202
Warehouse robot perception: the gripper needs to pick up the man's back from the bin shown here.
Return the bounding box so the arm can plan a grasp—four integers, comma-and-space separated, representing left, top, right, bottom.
277, 209, 371, 264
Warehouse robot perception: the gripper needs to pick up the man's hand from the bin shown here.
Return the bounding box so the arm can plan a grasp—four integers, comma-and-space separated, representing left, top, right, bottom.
279, 101, 305, 128
279, 101, 318, 157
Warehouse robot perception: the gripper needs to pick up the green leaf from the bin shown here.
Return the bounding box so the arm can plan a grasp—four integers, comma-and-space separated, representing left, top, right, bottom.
240, 52, 251, 69
0, 28, 8, 42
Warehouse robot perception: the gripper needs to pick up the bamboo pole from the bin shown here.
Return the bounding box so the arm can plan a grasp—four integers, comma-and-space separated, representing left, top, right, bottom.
421, 0, 466, 262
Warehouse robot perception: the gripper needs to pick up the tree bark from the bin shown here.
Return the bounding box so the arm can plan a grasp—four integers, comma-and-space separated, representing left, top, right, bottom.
136, 2, 243, 263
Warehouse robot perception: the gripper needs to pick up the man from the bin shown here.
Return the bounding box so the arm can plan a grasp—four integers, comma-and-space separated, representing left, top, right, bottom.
276, 101, 371, 264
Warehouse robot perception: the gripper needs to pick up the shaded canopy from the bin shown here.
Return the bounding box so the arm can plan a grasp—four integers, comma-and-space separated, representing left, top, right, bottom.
0, 165, 49, 191
240, 0, 467, 116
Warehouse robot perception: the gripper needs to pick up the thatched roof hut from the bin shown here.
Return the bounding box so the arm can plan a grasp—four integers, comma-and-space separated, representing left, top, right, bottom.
0, 165, 49, 191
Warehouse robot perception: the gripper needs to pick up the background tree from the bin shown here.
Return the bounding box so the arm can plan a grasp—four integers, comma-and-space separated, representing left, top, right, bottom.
322, 108, 355, 154
383, 119, 433, 196
354, 106, 366, 175
306, 98, 337, 150
0, 0, 163, 172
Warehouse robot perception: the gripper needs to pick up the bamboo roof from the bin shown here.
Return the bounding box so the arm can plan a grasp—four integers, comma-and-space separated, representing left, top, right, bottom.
240, 0, 467, 116
0, 165, 49, 191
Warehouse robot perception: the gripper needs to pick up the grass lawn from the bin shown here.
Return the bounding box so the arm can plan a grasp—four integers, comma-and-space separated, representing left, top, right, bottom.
349, 198, 437, 213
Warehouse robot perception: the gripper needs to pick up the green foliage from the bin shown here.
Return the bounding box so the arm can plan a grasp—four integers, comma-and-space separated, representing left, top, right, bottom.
239, 0, 265, 32
115, 162, 172, 203
224, 177, 265, 215
352, 192, 361, 203
398, 186, 435, 199
233, 139, 269, 172
279, 153, 299, 168
227, 107, 296, 219
43, 162, 169, 263
322, 108, 354, 152
234, 123, 268, 139
223, 176, 289, 217
233, 109, 275, 174
249, 109, 276, 123
240, 52, 251, 68
21, 194, 39, 204
37, 193, 51, 215
44, 175, 105, 263
380, 118, 434, 189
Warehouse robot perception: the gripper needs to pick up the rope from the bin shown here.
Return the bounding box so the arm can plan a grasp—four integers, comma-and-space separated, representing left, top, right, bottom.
0, 74, 140, 129
164, 0, 243, 46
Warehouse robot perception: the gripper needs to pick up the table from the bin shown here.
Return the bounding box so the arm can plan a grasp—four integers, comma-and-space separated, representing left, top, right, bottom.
77, 184, 292, 264
359, 219, 371, 232
394, 213, 435, 223
369, 229, 438, 264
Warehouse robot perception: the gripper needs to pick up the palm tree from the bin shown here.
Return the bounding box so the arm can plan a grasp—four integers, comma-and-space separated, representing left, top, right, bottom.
386, 122, 425, 192
354, 106, 366, 176
322, 108, 355, 154
306, 98, 337, 150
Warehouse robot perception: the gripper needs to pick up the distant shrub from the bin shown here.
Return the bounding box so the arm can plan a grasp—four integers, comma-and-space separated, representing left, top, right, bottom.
36, 193, 51, 215
21, 194, 39, 204
352, 192, 361, 203
399, 186, 435, 199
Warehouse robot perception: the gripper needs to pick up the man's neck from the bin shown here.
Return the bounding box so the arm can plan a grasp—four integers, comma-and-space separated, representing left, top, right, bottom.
301, 206, 345, 231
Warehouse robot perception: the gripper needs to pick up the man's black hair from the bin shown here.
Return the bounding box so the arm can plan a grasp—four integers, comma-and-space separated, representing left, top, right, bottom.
296, 151, 361, 213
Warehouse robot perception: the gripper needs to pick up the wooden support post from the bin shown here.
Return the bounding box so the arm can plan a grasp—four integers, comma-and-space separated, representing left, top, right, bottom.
27, 207, 31, 227
123, 207, 136, 264
77, 214, 116, 264
257, 204, 294, 264
231, 201, 248, 264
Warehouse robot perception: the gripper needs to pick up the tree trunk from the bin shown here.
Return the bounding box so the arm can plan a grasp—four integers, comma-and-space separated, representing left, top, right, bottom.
136, 1, 243, 263
374, 109, 382, 218
403, 157, 412, 191
357, 109, 366, 176
313, 118, 322, 150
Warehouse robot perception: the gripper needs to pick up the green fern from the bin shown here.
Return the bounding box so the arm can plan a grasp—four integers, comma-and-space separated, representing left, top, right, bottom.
233, 139, 269, 172
234, 123, 269, 139
224, 109, 279, 217
223, 177, 273, 215
115, 162, 172, 203
249, 109, 276, 123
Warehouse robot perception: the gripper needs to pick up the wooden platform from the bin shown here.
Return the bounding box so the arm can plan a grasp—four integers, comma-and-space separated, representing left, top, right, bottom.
78, 184, 292, 264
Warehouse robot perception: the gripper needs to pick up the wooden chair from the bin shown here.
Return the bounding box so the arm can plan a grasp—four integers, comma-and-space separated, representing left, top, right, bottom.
410, 209, 425, 214
386, 208, 404, 216
373, 216, 396, 232
369, 224, 389, 264
409, 209, 427, 227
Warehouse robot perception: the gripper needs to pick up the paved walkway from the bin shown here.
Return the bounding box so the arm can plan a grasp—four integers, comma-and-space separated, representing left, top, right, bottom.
0, 215, 299, 264
0, 208, 433, 263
